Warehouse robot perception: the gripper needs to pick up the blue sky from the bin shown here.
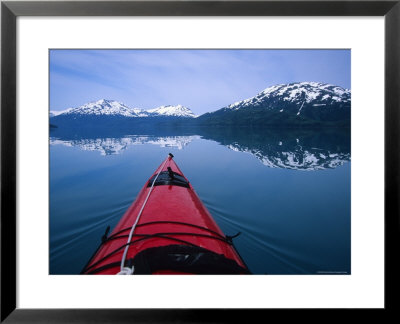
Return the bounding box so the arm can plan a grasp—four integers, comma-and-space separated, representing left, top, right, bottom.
50, 49, 350, 115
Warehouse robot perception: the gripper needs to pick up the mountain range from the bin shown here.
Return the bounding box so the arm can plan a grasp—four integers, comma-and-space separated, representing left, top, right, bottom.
49, 82, 351, 128
50, 99, 196, 118
195, 82, 350, 127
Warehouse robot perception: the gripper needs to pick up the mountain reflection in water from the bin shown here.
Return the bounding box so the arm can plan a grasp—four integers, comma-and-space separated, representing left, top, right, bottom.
50, 135, 201, 156
50, 127, 350, 171
50, 125, 351, 274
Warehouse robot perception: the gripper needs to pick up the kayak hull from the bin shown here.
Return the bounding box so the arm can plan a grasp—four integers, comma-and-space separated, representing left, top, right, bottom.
82, 155, 249, 275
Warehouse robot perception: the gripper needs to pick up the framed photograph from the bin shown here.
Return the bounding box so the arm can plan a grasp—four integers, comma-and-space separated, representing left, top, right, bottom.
1, 0, 399, 322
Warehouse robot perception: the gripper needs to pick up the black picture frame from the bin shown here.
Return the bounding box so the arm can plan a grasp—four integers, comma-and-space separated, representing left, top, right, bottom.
1, 0, 399, 322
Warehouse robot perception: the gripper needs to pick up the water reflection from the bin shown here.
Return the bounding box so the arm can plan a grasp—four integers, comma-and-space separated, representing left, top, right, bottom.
50, 126, 350, 170
198, 127, 350, 171
50, 135, 200, 156
50, 126, 351, 274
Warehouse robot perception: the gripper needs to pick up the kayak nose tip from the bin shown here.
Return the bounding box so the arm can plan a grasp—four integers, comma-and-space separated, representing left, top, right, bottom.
168, 153, 174, 159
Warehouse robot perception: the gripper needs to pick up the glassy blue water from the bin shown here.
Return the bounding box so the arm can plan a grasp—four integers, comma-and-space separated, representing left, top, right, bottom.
49, 127, 350, 274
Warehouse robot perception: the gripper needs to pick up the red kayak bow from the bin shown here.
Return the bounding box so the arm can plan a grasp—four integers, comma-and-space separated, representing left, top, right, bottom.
82, 154, 249, 274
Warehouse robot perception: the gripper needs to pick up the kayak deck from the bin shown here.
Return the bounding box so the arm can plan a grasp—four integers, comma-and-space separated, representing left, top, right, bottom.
82, 154, 250, 275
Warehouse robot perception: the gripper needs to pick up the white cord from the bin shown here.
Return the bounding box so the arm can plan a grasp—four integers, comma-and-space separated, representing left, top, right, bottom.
117, 266, 134, 275
117, 156, 170, 275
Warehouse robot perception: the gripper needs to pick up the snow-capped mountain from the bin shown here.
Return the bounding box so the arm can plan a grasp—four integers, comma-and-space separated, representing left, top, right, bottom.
197, 82, 351, 126
50, 99, 196, 119
49, 82, 350, 129
227, 82, 350, 111
56, 99, 142, 117
49, 108, 74, 117
147, 105, 196, 118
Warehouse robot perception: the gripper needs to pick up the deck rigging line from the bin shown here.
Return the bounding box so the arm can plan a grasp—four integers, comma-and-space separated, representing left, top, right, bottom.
117, 155, 170, 275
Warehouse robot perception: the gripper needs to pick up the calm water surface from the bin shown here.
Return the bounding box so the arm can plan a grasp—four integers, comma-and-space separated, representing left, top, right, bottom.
49, 127, 350, 274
